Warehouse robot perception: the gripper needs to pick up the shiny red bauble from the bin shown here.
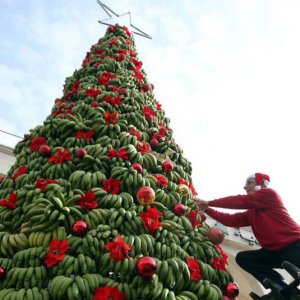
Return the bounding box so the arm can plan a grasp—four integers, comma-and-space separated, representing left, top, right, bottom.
39, 144, 51, 157
173, 203, 186, 216
142, 84, 150, 92
137, 186, 155, 205
207, 226, 225, 245
118, 88, 128, 95
117, 53, 126, 61
68, 102, 76, 109
198, 210, 207, 222
90, 101, 99, 107
0, 267, 6, 279
162, 160, 174, 172
76, 148, 87, 158
223, 283, 239, 299
136, 256, 157, 278
72, 220, 88, 236
150, 138, 159, 148
132, 163, 143, 173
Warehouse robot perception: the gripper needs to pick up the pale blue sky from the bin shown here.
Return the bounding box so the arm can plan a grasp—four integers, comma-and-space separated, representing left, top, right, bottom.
1, 0, 300, 222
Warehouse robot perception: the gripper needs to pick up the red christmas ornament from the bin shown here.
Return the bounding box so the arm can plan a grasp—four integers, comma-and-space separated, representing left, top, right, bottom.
198, 210, 207, 222
136, 256, 157, 278
142, 83, 150, 92
76, 148, 87, 158
224, 283, 239, 299
0, 266, 6, 279
132, 163, 143, 173
137, 186, 155, 206
162, 160, 174, 172
68, 102, 76, 108
117, 53, 126, 61
72, 220, 88, 236
173, 203, 186, 216
90, 100, 99, 107
207, 226, 225, 245
150, 138, 159, 148
39, 144, 51, 157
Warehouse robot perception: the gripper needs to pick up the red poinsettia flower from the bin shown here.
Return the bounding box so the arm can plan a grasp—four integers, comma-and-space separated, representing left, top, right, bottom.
152, 174, 168, 189
156, 102, 162, 110
94, 49, 105, 55
131, 59, 143, 70
108, 37, 119, 46
98, 72, 116, 85
82, 51, 90, 67
117, 49, 127, 56
138, 142, 152, 155
0, 193, 18, 209
35, 179, 59, 192
139, 207, 163, 234
128, 49, 136, 57
76, 190, 98, 210
104, 112, 119, 125
212, 245, 228, 272
94, 286, 126, 300
178, 178, 198, 196
103, 95, 122, 107
123, 26, 131, 37
55, 98, 65, 105
49, 148, 72, 164
134, 70, 144, 83
105, 235, 132, 261
75, 130, 95, 142
212, 257, 227, 272
102, 178, 121, 195
44, 240, 71, 267
85, 88, 101, 98
29, 137, 47, 151
143, 106, 156, 122
107, 148, 129, 160
11, 166, 28, 180
187, 257, 203, 281
189, 209, 202, 228
129, 127, 142, 141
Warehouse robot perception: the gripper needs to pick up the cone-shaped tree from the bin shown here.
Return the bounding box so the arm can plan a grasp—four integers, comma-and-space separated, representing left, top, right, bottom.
0, 25, 236, 300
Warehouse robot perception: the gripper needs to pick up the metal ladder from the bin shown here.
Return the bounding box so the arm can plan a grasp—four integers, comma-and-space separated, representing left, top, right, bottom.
249, 261, 300, 300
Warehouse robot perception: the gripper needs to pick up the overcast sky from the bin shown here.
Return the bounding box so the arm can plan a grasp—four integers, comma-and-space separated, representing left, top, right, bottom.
1, 0, 300, 223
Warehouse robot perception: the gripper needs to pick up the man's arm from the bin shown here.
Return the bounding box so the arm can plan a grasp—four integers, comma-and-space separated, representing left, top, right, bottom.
206, 208, 250, 227
196, 188, 280, 210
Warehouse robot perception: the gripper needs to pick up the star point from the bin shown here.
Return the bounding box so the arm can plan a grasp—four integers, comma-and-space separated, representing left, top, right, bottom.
97, 0, 152, 40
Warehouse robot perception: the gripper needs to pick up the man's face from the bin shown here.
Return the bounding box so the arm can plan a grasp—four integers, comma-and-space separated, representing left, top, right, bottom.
244, 179, 257, 194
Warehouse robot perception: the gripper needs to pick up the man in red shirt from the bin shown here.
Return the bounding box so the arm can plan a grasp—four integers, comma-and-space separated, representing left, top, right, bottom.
195, 173, 300, 295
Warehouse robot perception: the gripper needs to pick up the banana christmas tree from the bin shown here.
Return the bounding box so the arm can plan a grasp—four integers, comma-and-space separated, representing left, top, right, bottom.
0, 24, 238, 300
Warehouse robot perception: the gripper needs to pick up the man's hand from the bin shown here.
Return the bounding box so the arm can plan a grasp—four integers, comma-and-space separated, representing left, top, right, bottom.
193, 197, 209, 211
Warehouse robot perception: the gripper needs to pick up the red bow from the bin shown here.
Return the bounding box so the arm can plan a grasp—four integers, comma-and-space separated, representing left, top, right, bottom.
107, 148, 129, 160
143, 106, 156, 122
11, 166, 27, 180
49, 148, 72, 164
0, 193, 18, 209
75, 130, 95, 142
104, 112, 119, 125
138, 142, 152, 155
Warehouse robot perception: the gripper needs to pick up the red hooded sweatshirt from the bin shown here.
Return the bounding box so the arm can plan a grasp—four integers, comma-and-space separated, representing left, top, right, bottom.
206, 188, 300, 250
